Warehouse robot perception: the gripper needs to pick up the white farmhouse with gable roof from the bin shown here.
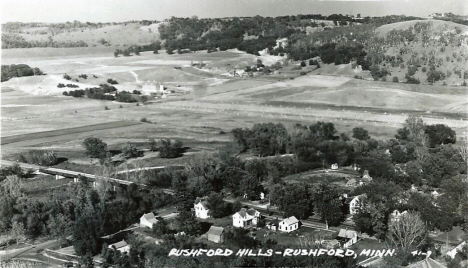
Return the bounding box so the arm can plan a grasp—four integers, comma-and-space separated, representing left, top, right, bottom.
232, 208, 260, 228
194, 197, 210, 219
349, 194, 366, 215
278, 216, 299, 233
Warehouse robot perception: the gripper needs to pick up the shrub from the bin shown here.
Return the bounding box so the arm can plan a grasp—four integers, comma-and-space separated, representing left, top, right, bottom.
300, 61, 306, 67
422, 67, 427, 72
63, 74, 72, 80
122, 144, 140, 159
462, 81, 467, 86
63, 91, 69, 96
19, 150, 58, 166
406, 75, 420, 84
133, 90, 141, 95
392, 76, 399, 83
107, 78, 118, 85
159, 139, 184, 158
119, 105, 123, 108
300, 72, 306, 75
149, 139, 158, 151
82, 137, 108, 159
104, 106, 110, 110
79, 74, 88, 79
57, 83, 65, 88
140, 117, 148, 122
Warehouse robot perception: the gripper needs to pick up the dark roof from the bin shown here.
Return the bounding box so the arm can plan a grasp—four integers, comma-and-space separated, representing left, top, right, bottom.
267, 219, 280, 226
236, 208, 258, 218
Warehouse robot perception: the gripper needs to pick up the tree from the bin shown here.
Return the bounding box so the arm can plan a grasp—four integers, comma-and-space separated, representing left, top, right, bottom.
387, 211, 427, 252
352, 127, 370, 140
248, 123, 289, 157
425, 124, 456, 147
353, 200, 388, 240
206, 192, 229, 218
10, 221, 25, 244
245, 159, 268, 181
271, 183, 312, 219
153, 219, 170, 238
2, 175, 23, 198
159, 139, 184, 158
122, 144, 140, 159
422, 144, 466, 187
222, 167, 249, 196
82, 137, 108, 160
149, 138, 158, 151
403, 116, 426, 142
175, 210, 201, 236
239, 175, 264, 200
312, 184, 344, 227
73, 203, 104, 256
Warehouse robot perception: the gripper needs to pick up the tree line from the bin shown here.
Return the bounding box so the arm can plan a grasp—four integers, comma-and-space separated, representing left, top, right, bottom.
1, 64, 44, 82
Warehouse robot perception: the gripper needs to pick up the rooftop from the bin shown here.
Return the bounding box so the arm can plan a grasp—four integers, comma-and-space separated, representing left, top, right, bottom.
109, 240, 128, 249
281, 216, 299, 225
207, 226, 224, 236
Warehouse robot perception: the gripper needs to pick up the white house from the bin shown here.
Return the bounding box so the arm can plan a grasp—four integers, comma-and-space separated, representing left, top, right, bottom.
431, 190, 441, 199
349, 194, 366, 215
337, 229, 358, 248
266, 219, 280, 231
232, 208, 260, 228
278, 216, 299, 233
108, 240, 130, 253
346, 178, 357, 187
361, 170, 373, 184
194, 197, 210, 219
446, 241, 466, 259
140, 212, 158, 228
389, 210, 408, 223
260, 192, 265, 200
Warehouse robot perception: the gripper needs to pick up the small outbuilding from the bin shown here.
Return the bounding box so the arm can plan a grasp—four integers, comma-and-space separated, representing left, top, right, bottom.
207, 226, 225, 243
337, 229, 358, 248
278, 216, 299, 233
108, 240, 130, 253
140, 212, 158, 228
266, 219, 280, 231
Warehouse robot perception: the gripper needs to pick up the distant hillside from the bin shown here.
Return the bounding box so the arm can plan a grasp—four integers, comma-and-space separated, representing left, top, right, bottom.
369, 20, 468, 85
2, 22, 161, 49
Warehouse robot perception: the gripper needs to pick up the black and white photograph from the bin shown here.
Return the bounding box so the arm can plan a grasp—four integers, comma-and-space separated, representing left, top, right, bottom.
1, 0, 467, 267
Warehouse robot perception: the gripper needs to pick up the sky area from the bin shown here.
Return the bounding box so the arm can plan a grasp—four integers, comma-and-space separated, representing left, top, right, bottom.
1, 0, 467, 23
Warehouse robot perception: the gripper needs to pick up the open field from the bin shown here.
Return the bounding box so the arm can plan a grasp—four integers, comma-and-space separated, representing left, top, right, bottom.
2, 47, 467, 167
1, 121, 140, 145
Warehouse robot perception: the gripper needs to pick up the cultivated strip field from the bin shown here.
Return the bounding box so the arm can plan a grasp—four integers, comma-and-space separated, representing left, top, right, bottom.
1, 121, 140, 145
